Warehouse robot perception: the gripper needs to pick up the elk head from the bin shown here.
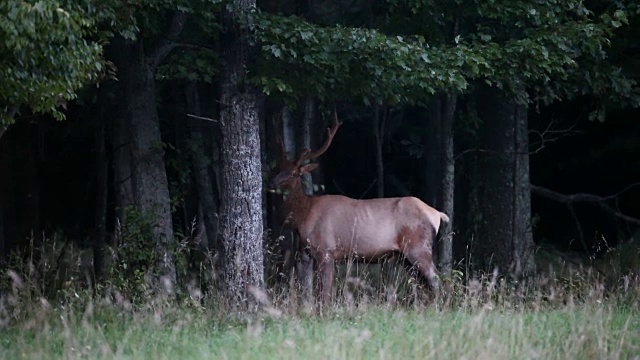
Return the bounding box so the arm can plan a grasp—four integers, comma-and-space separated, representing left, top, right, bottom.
270, 110, 342, 191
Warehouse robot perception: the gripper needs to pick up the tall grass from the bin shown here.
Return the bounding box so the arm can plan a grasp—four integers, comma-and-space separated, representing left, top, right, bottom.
0, 293, 638, 359
0, 235, 639, 360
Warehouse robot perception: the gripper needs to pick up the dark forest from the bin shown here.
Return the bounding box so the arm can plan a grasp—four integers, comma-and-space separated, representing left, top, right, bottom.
1, 0, 639, 312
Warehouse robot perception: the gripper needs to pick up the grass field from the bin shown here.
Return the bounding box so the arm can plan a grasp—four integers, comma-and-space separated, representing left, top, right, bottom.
1, 285, 638, 360
1, 243, 639, 360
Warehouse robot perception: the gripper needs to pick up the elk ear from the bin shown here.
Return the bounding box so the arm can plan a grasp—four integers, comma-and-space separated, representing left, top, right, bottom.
299, 163, 319, 174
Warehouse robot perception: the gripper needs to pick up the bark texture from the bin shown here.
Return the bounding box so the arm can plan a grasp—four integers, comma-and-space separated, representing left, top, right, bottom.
186, 83, 219, 251
438, 94, 457, 274
298, 98, 315, 301
477, 86, 535, 278
218, 0, 264, 306
422, 98, 442, 207
117, 37, 176, 291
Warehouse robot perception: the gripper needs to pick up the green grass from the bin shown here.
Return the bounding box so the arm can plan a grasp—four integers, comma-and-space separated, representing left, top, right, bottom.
2, 240, 640, 360
1, 299, 638, 360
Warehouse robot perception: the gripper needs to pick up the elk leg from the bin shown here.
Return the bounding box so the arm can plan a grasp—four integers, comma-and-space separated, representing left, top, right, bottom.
317, 253, 335, 305
296, 250, 313, 301
403, 249, 439, 293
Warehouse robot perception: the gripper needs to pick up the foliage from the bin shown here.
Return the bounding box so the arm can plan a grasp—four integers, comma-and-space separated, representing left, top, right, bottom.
384, 0, 640, 109
107, 207, 189, 299
0, 0, 225, 127
0, 0, 105, 124
250, 1, 639, 113
252, 12, 479, 106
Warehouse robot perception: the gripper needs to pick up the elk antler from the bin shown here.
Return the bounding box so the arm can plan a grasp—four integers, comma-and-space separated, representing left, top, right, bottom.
295, 108, 342, 166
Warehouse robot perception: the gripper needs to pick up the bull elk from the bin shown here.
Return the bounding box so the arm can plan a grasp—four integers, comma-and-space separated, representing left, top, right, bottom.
270, 110, 450, 305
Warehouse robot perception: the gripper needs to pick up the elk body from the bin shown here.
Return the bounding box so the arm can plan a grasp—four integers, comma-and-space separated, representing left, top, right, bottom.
271, 112, 450, 305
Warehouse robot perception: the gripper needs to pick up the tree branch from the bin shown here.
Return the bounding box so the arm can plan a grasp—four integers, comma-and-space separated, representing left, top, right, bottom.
148, 11, 189, 72
528, 120, 581, 154
531, 184, 640, 226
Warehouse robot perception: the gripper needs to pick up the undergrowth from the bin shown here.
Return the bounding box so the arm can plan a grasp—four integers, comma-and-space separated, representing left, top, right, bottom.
0, 231, 639, 359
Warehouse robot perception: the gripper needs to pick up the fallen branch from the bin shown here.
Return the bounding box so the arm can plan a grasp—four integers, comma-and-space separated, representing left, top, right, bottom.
531, 184, 640, 226
187, 114, 218, 122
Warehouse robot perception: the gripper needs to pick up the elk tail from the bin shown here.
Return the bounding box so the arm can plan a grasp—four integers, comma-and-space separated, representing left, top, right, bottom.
439, 212, 450, 223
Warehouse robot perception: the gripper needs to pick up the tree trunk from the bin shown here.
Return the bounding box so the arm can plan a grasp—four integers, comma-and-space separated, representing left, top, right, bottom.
476, 86, 535, 279
108, 39, 134, 236
438, 94, 457, 274
119, 38, 176, 292
112, 109, 134, 237
422, 99, 442, 207
297, 97, 315, 301
301, 99, 314, 196
186, 82, 219, 252
373, 104, 385, 198
218, 0, 264, 308
93, 121, 108, 284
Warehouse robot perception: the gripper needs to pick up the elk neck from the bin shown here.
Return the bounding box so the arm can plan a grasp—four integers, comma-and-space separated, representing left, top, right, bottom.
282, 177, 314, 228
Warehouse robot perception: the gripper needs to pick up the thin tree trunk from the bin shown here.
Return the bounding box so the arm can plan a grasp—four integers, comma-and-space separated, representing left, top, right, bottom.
186, 82, 219, 252
477, 86, 535, 279
301, 99, 314, 196
512, 103, 535, 277
422, 98, 442, 207
438, 94, 457, 274
297, 97, 315, 301
373, 104, 385, 198
282, 106, 297, 158
93, 122, 108, 284
218, 0, 264, 308
279, 105, 297, 275
258, 95, 268, 239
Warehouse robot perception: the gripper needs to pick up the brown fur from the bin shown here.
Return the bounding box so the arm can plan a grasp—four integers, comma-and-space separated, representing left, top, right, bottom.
272, 165, 449, 305
271, 112, 449, 305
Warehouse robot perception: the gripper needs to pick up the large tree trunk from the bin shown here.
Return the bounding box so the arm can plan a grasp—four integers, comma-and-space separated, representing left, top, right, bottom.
476, 86, 535, 279
119, 38, 176, 291
218, 0, 264, 307
438, 94, 457, 275
112, 107, 134, 237
108, 40, 134, 236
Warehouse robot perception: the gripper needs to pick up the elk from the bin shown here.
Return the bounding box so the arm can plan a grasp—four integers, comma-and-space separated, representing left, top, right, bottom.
270, 110, 450, 305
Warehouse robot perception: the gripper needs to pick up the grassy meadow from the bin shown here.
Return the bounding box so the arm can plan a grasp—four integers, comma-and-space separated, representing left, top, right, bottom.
1, 242, 639, 360
1, 301, 638, 360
